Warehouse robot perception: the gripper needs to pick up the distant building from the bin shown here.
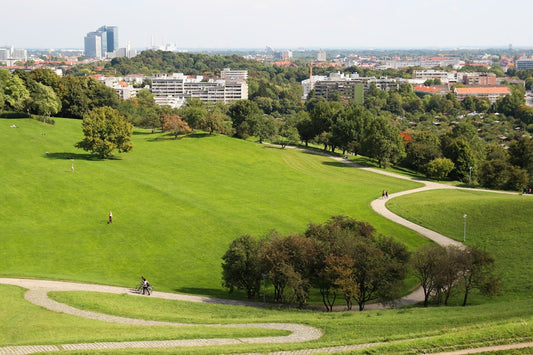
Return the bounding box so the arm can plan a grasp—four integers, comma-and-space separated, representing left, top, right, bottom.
150, 71, 248, 106
220, 68, 248, 81
301, 75, 327, 100
317, 50, 327, 62
454, 86, 511, 103
99, 26, 118, 53
516, 58, 533, 71
302, 71, 398, 103
84, 25, 118, 59
462, 73, 496, 86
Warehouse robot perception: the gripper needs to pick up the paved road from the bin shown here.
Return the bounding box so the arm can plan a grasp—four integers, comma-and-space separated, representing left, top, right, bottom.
0, 148, 528, 354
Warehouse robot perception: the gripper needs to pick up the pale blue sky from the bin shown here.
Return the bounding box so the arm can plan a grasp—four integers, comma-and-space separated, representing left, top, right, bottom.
1, 0, 531, 50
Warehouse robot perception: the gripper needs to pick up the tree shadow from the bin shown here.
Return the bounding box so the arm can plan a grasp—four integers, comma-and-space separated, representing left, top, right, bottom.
322, 161, 352, 168
174, 287, 230, 298
44, 152, 122, 161
132, 131, 158, 136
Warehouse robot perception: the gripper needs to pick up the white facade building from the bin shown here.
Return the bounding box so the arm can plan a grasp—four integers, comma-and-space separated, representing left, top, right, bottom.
151, 71, 248, 105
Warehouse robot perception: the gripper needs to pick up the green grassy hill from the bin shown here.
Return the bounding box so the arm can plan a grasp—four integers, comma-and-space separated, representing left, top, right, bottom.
0, 117, 423, 296
1, 117, 531, 353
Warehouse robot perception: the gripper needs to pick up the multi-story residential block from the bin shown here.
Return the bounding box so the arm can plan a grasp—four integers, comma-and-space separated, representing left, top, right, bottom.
454, 86, 510, 103
516, 58, 533, 71
301, 75, 327, 101
220, 68, 248, 81
302, 72, 398, 103
462, 73, 496, 86
150, 71, 248, 106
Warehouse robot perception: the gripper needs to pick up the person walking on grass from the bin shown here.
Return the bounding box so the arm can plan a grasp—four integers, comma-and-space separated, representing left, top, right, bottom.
108, 211, 113, 224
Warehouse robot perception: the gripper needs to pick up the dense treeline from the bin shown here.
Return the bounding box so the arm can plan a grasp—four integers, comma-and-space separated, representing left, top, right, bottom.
0, 68, 119, 120
221, 216, 499, 310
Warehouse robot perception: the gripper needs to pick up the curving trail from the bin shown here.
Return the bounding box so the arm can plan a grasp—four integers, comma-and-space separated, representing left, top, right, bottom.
0, 278, 322, 354
0, 149, 528, 354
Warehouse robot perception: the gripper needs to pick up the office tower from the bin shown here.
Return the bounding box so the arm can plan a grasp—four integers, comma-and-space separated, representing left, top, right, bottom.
84, 25, 118, 59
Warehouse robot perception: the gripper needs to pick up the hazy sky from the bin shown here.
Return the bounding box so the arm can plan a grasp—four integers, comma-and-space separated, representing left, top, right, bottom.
1, 0, 531, 50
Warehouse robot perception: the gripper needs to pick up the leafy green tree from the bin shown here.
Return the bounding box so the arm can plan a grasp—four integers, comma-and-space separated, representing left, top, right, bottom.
496, 91, 524, 117
360, 116, 406, 168
251, 115, 277, 144
29, 82, 61, 119
443, 138, 476, 182
228, 100, 262, 137
134, 89, 161, 131
0, 69, 30, 112
508, 137, 533, 180
57, 76, 90, 118
425, 158, 455, 180
180, 98, 207, 130
403, 131, 442, 172
75, 107, 133, 159
221, 235, 262, 299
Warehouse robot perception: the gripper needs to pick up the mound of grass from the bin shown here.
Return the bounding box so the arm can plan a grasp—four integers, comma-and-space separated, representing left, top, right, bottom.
387, 189, 533, 300
0, 118, 423, 297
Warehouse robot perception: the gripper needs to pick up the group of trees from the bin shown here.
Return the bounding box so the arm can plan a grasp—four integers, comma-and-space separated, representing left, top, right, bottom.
412, 244, 500, 307
222, 216, 410, 311
0, 68, 119, 120
222, 216, 499, 310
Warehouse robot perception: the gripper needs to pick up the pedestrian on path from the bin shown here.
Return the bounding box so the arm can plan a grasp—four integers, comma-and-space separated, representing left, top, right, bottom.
108, 211, 113, 224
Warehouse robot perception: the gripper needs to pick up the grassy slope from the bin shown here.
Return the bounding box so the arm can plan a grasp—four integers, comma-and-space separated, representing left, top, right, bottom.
1, 118, 531, 352
0, 118, 423, 296
387, 189, 533, 301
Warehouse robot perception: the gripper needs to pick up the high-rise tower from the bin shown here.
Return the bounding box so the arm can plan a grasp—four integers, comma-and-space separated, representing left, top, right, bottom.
84, 25, 118, 59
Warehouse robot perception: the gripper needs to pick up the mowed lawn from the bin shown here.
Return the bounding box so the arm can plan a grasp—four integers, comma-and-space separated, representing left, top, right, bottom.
387, 189, 533, 300
0, 118, 423, 296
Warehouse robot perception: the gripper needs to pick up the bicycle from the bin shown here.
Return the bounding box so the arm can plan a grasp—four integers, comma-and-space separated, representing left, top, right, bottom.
133, 282, 153, 295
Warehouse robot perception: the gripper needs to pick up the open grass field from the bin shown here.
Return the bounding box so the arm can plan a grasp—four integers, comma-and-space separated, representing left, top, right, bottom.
0, 117, 423, 296
1, 117, 531, 353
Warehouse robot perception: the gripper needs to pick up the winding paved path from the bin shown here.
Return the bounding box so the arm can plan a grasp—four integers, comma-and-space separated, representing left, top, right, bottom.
0, 149, 529, 354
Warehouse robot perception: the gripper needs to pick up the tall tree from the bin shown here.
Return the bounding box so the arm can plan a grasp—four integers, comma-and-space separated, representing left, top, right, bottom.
75, 106, 133, 159
221, 235, 262, 299
29, 82, 61, 119
411, 244, 445, 307
361, 116, 405, 168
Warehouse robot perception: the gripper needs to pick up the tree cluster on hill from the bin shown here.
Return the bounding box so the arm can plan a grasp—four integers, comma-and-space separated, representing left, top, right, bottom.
222, 216, 410, 311
222, 216, 499, 310
412, 244, 500, 307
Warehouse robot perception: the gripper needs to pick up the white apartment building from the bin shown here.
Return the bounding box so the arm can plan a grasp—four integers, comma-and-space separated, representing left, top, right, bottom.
220, 68, 248, 81
151, 72, 248, 105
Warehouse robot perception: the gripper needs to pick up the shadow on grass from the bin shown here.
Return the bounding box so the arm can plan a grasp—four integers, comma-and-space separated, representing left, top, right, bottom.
132, 130, 158, 136
322, 161, 353, 168
44, 152, 122, 161
174, 287, 230, 298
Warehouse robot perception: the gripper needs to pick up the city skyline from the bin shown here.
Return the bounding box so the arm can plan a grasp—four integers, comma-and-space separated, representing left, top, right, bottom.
1, 0, 532, 50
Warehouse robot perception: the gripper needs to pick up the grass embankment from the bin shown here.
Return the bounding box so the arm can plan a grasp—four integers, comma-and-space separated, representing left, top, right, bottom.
1, 117, 531, 353
0, 117, 423, 297
387, 189, 533, 302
